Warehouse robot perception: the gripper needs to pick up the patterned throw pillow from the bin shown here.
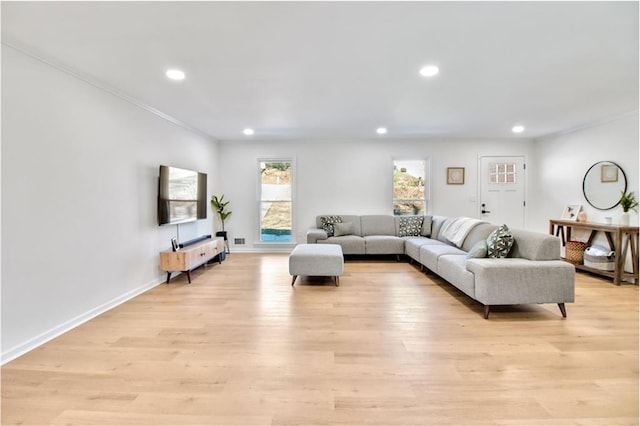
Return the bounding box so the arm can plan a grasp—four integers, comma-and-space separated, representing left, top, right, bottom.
320, 216, 342, 237
398, 216, 424, 237
486, 224, 515, 258
333, 222, 353, 237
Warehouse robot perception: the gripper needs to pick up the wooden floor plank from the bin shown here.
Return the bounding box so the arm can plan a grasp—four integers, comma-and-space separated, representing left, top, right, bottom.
2, 253, 638, 425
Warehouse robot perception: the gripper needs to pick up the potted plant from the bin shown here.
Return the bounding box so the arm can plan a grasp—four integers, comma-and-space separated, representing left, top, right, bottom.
619, 190, 638, 226
211, 194, 232, 254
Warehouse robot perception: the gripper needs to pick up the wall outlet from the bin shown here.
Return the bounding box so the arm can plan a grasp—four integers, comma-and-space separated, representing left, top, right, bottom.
234, 238, 245, 245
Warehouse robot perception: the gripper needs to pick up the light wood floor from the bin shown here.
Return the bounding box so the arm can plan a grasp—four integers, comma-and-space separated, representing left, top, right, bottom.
2, 253, 638, 425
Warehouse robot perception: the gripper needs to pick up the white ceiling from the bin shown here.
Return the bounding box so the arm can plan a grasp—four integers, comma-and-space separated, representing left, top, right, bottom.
2, 1, 638, 141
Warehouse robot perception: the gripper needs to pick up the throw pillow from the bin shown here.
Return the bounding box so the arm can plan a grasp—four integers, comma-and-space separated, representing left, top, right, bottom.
333, 222, 353, 237
398, 216, 424, 237
466, 240, 488, 259
320, 215, 342, 237
421, 215, 433, 237
486, 224, 515, 258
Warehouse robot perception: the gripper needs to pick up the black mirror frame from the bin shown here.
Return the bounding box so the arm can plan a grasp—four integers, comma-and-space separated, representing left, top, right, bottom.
582, 160, 627, 210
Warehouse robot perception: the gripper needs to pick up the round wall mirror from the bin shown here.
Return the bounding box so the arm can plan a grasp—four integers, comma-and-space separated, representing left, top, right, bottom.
582, 161, 627, 210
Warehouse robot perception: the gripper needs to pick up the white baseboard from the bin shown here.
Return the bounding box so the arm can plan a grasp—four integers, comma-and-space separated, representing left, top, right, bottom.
1, 276, 164, 365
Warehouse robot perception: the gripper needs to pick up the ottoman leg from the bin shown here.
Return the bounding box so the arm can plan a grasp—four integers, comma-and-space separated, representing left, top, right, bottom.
335, 276, 340, 287
291, 275, 298, 286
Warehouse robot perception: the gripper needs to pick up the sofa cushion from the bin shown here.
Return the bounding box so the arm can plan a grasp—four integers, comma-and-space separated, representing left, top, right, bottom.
430, 215, 449, 241
361, 215, 396, 236
461, 223, 498, 252
333, 222, 354, 237
320, 235, 365, 254
398, 216, 424, 237
364, 235, 405, 254
466, 240, 488, 259
404, 237, 446, 261
486, 224, 515, 258
420, 244, 466, 272
320, 216, 342, 237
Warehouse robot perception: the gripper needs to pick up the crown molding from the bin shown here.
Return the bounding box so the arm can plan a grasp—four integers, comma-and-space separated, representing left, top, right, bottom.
535, 109, 639, 141
2, 39, 217, 143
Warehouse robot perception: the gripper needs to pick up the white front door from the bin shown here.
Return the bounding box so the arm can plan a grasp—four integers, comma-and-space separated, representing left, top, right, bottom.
479, 156, 526, 228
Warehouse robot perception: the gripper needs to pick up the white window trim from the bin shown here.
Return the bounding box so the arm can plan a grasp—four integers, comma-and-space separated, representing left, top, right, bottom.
256, 157, 296, 245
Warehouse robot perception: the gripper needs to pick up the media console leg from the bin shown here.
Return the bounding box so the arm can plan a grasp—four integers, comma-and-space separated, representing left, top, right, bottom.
166, 272, 171, 284
186, 270, 192, 284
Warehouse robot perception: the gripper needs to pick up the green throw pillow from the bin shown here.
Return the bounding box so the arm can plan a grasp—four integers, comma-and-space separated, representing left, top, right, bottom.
398, 216, 424, 237
466, 240, 488, 259
486, 224, 515, 258
320, 216, 342, 237
333, 222, 353, 237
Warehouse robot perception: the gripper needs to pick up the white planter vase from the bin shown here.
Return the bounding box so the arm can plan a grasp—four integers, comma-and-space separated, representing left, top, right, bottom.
620, 211, 630, 226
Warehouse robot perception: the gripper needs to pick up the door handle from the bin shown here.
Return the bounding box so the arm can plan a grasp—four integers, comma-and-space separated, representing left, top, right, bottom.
481, 203, 491, 214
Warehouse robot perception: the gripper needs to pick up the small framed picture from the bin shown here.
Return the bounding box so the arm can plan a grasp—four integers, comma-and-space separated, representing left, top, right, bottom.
447, 167, 465, 185
561, 204, 581, 221
171, 237, 179, 252
601, 164, 618, 183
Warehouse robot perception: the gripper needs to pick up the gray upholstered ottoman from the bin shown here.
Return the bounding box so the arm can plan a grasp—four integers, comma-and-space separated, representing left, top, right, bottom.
289, 244, 344, 286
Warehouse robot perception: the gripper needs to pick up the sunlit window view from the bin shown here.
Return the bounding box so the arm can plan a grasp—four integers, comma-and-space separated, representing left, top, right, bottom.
260, 161, 292, 242
393, 160, 426, 215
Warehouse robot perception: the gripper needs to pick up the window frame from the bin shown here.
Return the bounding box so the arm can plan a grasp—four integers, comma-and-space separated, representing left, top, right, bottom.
257, 158, 296, 244
392, 158, 430, 216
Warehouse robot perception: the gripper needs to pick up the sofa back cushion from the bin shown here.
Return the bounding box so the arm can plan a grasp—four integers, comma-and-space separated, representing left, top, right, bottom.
360, 215, 396, 236
509, 228, 561, 260
316, 215, 362, 236
461, 223, 499, 252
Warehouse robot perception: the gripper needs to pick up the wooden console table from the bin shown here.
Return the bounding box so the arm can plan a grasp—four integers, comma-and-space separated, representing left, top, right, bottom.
159, 237, 223, 284
549, 219, 638, 285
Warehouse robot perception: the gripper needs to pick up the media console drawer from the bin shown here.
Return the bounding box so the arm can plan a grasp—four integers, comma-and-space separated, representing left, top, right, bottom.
159, 237, 223, 284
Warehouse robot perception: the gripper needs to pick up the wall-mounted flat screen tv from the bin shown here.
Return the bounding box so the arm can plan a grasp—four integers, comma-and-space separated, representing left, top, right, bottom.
158, 165, 207, 225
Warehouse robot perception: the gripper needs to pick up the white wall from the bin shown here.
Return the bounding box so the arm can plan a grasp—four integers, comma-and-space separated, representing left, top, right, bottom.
530, 113, 639, 232
218, 138, 534, 251
1, 47, 219, 362
531, 113, 639, 273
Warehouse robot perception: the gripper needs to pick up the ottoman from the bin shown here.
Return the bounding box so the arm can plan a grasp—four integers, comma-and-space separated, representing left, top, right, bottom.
289, 244, 344, 286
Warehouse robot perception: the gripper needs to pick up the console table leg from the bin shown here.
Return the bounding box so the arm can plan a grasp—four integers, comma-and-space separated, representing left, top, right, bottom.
186, 270, 191, 284
166, 272, 171, 284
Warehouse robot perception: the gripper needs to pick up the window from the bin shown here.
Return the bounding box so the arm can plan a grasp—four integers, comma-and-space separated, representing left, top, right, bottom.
259, 160, 293, 242
393, 159, 427, 215
489, 162, 517, 184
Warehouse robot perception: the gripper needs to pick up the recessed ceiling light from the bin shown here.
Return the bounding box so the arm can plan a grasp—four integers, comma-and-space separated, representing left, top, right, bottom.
166, 69, 185, 81
419, 65, 439, 77
243, 128, 254, 136
376, 127, 388, 135
512, 125, 525, 133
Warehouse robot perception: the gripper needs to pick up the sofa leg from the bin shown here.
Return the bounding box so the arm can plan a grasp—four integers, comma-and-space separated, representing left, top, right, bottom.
396, 254, 401, 262
483, 305, 491, 319
291, 275, 297, 286
558, 303, 567, 318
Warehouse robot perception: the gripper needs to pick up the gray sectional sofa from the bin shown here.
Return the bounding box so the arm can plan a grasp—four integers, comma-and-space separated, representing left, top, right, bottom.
306, 214, 575, 319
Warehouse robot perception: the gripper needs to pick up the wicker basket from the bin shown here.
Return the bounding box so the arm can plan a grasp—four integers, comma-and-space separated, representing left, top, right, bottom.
566, 241, 588, 264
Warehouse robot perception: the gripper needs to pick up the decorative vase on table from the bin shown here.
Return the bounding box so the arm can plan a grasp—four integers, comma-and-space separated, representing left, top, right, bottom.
620, 212, 629, 226
618, 190, 637, 227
